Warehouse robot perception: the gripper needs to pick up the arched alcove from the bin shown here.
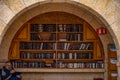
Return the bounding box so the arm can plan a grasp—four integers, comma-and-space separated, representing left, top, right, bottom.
0, 1, 118, 80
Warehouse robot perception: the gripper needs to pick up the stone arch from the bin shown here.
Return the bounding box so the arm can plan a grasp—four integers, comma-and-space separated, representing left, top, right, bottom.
0, 1, 119, 80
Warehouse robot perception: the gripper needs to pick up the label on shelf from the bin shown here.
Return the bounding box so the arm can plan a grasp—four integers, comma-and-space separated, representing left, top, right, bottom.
110, 58, 117, 64
111, 72, 118, 77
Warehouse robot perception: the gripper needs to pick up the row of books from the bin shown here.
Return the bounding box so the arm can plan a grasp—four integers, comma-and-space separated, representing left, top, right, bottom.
57, 62, 104, 68
30, 24, 83, 32
12, 61, 103, 68
30, 33, 56, 40
58, 33, 83, 41
20, 42, 93, 50
20, 52, 93, 59
20, 52, 56, 59
31, 24, 56, 32
31, 33, 83, 41
20, 42, 56, 50
57, 42, 93, 50
58, 52, 93, 59
12, 61, 54, 68
58, 24, 83, 32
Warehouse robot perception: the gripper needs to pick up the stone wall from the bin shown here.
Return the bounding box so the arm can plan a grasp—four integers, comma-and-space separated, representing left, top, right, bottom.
21, 73, 104, 80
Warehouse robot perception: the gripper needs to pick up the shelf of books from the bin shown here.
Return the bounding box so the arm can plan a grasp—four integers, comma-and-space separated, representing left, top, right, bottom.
108, 44, 118, 80
9, 23, 104, 72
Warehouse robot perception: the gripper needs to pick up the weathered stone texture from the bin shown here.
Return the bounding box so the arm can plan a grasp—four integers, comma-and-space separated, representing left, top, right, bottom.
0, 2, 14, 24
3, 0, 26, 13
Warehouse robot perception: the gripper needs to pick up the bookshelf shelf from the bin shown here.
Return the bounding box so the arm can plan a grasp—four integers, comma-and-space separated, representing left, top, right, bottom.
15, 68, 105, 73
9, 13, 104, 72
57, 50, 93, 52
57, 59, 102, 62
30, 32, 56, 34
20, 50, 56, 52
57, 32, 83, 34
20, 59, 56, 61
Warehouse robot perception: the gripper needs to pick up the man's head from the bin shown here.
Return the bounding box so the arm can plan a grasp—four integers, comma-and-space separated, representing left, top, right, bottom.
5, 61, 12, 70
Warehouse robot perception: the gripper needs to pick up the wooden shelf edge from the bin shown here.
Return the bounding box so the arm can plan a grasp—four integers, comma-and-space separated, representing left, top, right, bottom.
15, 68, 105, 73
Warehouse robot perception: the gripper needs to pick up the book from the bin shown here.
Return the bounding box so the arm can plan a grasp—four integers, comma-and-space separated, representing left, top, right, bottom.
110, 44, 116, 51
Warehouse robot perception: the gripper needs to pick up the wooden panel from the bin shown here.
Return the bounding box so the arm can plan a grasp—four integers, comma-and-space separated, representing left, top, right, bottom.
17, 24, 29, 40
95, 42, 103, 59
29, 12, 84, 24
110, 51, 117, 58
110, 64, 117, 70
85, 26, 96, 40
9, 41, 19, 59
110, 77, 117, 80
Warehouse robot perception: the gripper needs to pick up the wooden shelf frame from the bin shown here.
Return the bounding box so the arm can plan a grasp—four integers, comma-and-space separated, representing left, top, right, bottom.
9, 12, 104, 72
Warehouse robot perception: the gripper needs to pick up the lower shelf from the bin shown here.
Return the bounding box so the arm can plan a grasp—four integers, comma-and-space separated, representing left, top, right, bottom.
15, 68, 105, 72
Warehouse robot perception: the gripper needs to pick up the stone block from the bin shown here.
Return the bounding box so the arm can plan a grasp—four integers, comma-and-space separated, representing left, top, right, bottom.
0, 4, 14, 24
4, 0, 26, 14
0, 20, 6, 36
23, 0, 40, 7
111, 20, 120, 32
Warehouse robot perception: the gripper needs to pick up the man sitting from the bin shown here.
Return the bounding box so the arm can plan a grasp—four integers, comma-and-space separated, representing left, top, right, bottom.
0, 61, 21, 80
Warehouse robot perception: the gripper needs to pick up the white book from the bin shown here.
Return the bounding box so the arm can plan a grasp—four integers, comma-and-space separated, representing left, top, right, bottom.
27, 52, 30, 59
64, 43, 67, 50
111, 73, 118, 77
38, 24, 43, 32
69, 53, 73, 59
40, 43, 43, 50
86, 43, 91, 50
74, 53, 77, 59
82, 43, 86, 50
89, 63, 92, 68
59, 24, 63, 31
81, 63, 84, 68
74, 63, 78, 68
79, 43, 84, 50
68, 63, 73, 68
66, 43, 70, 50
92, 63, 95, 68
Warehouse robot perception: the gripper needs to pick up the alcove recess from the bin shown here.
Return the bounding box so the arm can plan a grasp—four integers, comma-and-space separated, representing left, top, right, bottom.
9, 12, 104, 72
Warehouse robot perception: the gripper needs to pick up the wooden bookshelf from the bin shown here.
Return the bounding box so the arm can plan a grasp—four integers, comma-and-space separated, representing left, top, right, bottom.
9, 12, 104, 72
15, 68, 105, 73
108, 44, 118, 80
